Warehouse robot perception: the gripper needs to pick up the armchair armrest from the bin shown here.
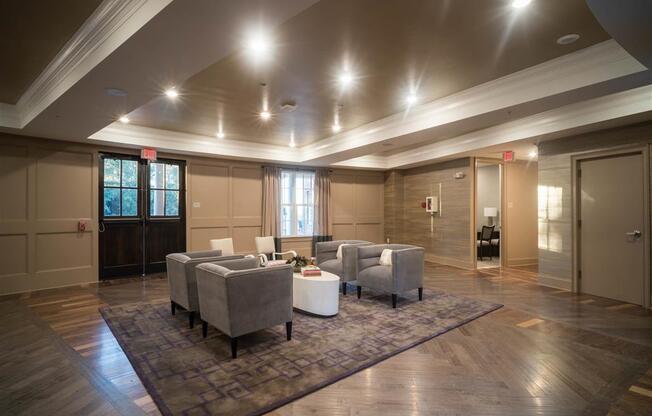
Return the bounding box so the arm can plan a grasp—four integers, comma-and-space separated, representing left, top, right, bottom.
391, 247, 425, 293
273, 250, 297, 260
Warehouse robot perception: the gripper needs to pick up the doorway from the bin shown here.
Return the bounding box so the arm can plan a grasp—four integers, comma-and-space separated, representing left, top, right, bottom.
577, 151, 649, 305
475, 160, 502, 269
98, 153, 186, 279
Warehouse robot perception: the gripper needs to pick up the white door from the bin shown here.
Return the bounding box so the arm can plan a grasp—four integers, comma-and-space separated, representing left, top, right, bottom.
579, 153, 646, 305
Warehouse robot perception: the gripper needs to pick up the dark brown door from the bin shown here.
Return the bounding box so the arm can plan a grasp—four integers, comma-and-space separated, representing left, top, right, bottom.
99, 154, 186, 279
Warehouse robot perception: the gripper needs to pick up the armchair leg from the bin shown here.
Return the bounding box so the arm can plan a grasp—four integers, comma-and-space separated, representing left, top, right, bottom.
189, 311, 195, 329
418, 287, 423, 301
202, 321, 208, 338
286, 321, 292, 341
171, 301, 176, 315
357, 285, 362, 299
230, 337, 238, 359
342, 282, 347, 295
392, 294, 398, 309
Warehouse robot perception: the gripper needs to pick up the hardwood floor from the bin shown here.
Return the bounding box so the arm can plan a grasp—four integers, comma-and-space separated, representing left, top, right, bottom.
1, 263, 651, 415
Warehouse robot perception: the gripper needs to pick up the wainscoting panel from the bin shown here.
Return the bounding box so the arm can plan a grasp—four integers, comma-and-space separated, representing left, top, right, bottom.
331, 170, 384, 243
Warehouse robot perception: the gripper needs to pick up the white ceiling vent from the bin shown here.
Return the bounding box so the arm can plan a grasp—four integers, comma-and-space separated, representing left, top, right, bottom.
280, 100, 297, 112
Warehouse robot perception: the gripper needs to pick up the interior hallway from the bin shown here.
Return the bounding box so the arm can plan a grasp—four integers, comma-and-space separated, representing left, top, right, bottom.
1, 263, 651, 416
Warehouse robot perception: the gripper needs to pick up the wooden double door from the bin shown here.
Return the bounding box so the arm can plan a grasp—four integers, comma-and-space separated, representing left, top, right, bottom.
99, 153, 186, 279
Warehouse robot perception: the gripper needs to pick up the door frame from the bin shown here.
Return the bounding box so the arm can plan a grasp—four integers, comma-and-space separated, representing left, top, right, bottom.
472, 157, 505, 269
572, 145, 651, 308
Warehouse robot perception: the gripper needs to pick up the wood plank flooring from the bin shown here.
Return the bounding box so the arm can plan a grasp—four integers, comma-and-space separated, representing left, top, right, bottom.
1, 263, 651, 415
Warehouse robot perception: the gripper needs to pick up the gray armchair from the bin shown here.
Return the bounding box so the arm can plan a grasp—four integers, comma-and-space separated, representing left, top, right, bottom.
195, 257, 293, 359
356, 244, 425, 308
166, 250, 243, 328
315, 240, 372, 294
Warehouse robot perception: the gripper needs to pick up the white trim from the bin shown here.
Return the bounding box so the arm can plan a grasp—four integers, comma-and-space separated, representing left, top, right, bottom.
89, 123, 301, 163
301, 40, 646, 163
3, 0, 171, 128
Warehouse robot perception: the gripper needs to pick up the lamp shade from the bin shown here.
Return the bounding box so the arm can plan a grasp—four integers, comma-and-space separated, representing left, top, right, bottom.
484, 207, 498, 217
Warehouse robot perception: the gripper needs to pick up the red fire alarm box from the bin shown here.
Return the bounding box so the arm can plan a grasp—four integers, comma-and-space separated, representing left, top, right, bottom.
503, 151, 514, 162
141, 148, 157, 161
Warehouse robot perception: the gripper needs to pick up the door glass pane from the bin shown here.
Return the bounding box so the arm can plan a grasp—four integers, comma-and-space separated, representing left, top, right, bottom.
104, 188, 120, 216
165, 191, 179, 216
122, 189, 138, 216
150, 190, 165, 216
150, 163, 165, 189
165, 165, 179, 190
104, 159, 120, 187
122, 160, 138, 187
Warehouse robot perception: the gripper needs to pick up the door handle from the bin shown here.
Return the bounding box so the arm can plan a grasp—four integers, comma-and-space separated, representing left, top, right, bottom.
625, 230, 641, 239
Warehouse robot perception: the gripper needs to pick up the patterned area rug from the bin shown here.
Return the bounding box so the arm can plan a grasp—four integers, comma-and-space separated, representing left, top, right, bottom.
100, 289, 501, 416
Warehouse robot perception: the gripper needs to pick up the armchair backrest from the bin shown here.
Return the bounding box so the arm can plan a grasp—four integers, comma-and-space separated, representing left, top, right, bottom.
315, 240, 371, 264
209, 238, 234, 256
255, 236, 276, 255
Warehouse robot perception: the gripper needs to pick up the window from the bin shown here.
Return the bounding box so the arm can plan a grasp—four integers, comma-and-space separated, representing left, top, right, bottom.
103, 158, 138, 217
281, 170, 314, 237
149, 162, 180, 217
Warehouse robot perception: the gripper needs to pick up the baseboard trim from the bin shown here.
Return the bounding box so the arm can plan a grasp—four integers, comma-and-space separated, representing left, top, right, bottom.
538, 274, 572, 290
506, 257, 538, 267
425, 254, 475, 270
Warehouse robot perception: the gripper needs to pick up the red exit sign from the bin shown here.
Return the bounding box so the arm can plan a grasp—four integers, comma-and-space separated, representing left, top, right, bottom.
503, 151, 515, 162
141, 148, 157, 161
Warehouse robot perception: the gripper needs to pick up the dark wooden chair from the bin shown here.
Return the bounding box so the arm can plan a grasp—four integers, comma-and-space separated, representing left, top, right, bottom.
477, 225, 495, 260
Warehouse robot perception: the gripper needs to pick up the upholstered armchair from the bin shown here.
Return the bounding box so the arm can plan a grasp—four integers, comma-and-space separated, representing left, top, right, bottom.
315, 240, 372, 294
355, 244, 425, 308
195, 257, 293, 359
166, 250, 242, 328
255, 236, 297, 266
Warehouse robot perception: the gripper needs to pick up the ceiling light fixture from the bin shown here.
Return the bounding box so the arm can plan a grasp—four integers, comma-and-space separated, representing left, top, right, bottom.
289, 132, 296, 148
260, 110, 271, 120
216, 131, 225, 139
338, 69, 354, 89
245, 28, 273, 63
557, 33, 580, 45
511, 0, 532, 8
332, 123, 342, 133
406, 93, 418, 106
118, 115, 130, 124
528, 150, 538, 159
164, 88, 178, 98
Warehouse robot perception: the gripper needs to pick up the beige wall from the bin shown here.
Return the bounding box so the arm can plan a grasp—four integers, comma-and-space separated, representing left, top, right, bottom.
503, 160, 538, 267
331, 170, 385, 243
0, 135, 99, 294
538, 122, 652, 290
384, 158, 475, 269
0, 133, 385, 295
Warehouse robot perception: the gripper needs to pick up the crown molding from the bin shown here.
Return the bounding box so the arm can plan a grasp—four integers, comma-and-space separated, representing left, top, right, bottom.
300, 40, 647, 164
1, 0, 171, 129
335, 85, 652, 169
89, 123, 302, 163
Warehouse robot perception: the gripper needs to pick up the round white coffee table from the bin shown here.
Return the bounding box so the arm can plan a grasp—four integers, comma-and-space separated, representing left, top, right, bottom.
293, 270, 340, 317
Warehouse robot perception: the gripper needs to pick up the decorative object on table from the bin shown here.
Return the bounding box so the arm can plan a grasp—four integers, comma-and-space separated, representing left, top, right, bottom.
100, 290, 501, 416
301, 265, 321, 276
484, 207, 498, 226
286, 255, 309, 273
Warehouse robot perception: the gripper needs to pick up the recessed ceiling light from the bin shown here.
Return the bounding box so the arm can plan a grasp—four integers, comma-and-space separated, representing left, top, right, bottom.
338, 70, 354, 89
216, 131, 225, 139
260, 110, 271, 120
557, 33, 580, 45
405, 93, 418, 106
289, 140, 296, 148
118, 115, 130, 124
528, 150, 538, 158
332, 123, 342, 133
245, 28, 273, 62
511, 0, 532, 8
164, 88, 178, 98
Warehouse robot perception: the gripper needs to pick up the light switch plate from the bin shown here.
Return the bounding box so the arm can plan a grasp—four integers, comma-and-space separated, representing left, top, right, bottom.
192, 202, 200, 208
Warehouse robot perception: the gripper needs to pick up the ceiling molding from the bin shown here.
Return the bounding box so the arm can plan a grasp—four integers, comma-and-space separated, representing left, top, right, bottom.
89, 123, 302, 163
300, 40, 646, 164
335, 85, 652, 169
2, 0, 171, 129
